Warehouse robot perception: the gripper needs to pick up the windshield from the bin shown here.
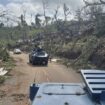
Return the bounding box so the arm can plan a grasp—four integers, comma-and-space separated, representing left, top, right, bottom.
36, 51, 45, 56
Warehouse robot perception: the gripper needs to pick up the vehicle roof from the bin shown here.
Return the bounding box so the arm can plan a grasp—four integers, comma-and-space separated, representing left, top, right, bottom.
32, 83, 96, 105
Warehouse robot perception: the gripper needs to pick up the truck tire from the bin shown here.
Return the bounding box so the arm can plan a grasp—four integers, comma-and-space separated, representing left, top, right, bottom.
29, 59, 32, 63
45, 61, 48, 66
32, 61, 35, 65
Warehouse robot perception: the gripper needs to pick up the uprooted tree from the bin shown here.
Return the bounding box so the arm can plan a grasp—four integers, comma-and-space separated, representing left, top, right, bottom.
82, 0, 105, 36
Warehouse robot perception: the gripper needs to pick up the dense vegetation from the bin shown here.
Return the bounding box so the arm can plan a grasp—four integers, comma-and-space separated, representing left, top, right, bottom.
0, 0, 105, 71
0, 42, 15, 84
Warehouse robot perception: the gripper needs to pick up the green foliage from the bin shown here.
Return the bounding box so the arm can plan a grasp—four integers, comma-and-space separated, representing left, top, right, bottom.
43, 33, 101, 69
3, 58, 15, 71
0, 76, 5, 84
66, 36, 99, 69
35, 14, 41, 27
0, 48, 9, 62
0, 41, 10, 62
29, 28, 43, 37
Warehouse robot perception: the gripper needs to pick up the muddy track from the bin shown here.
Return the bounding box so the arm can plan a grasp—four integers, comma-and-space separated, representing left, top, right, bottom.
0, 53, 82, 105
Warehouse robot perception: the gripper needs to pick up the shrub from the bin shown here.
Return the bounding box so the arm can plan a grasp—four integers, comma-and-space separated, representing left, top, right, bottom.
0, 48, 9, 62
0, 76, 5, 84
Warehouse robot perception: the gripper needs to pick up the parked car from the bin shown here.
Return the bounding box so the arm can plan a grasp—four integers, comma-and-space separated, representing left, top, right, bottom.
13, 48, 22, 54
29, 48, 49, 65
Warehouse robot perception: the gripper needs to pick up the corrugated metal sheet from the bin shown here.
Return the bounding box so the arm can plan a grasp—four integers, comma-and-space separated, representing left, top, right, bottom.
81, 69, 105, 101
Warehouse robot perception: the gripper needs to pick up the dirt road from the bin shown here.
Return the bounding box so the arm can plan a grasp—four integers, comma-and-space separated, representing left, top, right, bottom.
0, 53, 82, 105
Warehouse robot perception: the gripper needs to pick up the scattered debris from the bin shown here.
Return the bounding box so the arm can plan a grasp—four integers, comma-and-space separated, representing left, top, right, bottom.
0, 90, 6, 99
51, 58, 61, 62
76, 69, 81, 73
0, 76, 5, 84
13, 49, 22, 54
11, 94, 27, 102
0, 68, 8, 76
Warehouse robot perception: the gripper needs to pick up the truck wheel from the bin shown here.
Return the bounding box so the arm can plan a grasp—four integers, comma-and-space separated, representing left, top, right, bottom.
29, 59, 31, 63
45, 61, 48, 66
32, 60, 35, 65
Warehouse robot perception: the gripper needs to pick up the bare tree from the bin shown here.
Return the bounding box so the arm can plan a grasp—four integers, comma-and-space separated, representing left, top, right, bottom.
0, 9, 7, 24
54, 5, 60, 23
83, 0, 105, 7
75, 8, 83, 34
35, 14, 41, 27
0, 11, 6, 17
63, 3, 71, 21
42, 0, 49, 26
100, 0, 105, 4
82, 0, 105, 36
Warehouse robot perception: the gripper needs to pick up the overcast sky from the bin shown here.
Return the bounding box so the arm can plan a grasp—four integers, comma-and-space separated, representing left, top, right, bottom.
0, 0, 85, 25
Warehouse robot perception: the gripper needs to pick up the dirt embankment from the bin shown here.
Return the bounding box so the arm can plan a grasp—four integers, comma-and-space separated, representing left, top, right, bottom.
0, 53, 82, 105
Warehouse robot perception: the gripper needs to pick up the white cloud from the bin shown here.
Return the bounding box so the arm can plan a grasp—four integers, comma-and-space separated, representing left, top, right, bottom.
0, 2, 42, 25
8, 0, 32, 3
0, 0, 85, 25
6, 3, 22, 16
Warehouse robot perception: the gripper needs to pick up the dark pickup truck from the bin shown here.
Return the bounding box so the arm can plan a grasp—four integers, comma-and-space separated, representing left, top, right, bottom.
29, 48, 49, 65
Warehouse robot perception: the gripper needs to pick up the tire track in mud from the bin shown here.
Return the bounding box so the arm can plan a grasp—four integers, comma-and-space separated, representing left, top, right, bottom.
35, 69, 40, 83
42, 69, 51, 82
34, 67, 51, 83
0, 53, 82, 105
